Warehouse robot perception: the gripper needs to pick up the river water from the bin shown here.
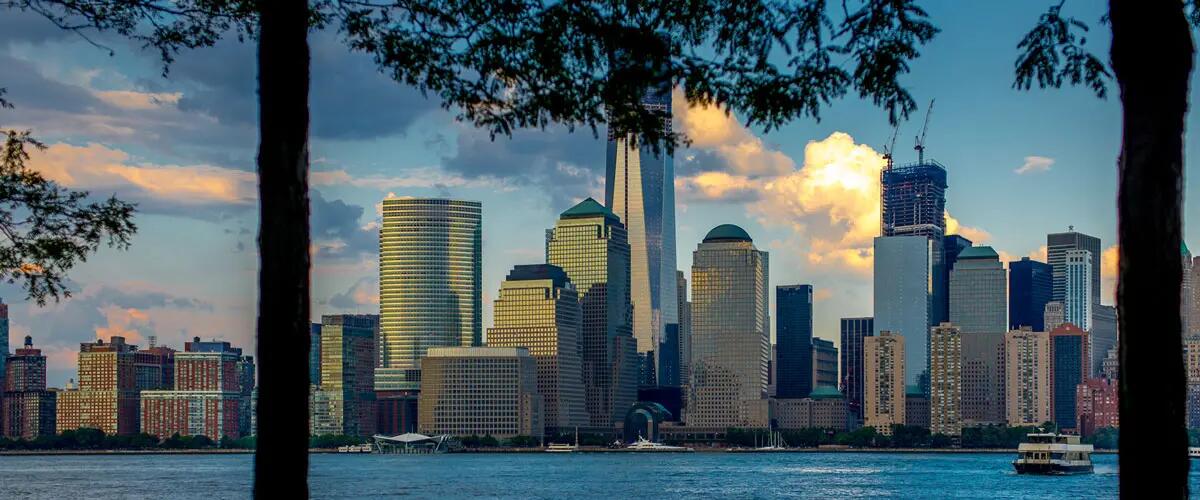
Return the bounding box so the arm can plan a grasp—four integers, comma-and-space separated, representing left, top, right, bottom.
0, 451, 1150, 498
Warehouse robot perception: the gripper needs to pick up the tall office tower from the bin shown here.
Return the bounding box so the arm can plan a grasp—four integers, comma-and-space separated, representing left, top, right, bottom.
1044, 302, 1065, 331
1191, 256, 1200, 337
1005, 328, 1051, 427
874, 235, 934, 392
309, 323, 321, 386
776, 285, 814, 398
689, 225, 770, 429
881, 161, 948, 326
1186, 338, 1200, 428
547, 198, 636, 428
312, 315, 379, 437
812, 338, 839, 390
606, 89, 678, 383
141, 338, 250, 439
1063, 249, 1094, 331
841, 317, 874, 422
676, 271, 692, 391
2, 336, 55, 439
487, 264, 587, 433
0, 299, 8, 380
949, 246, 1007, 335
1047, 230, 1101, 306
943, 235, 973, 323
928, 323, 962, 436
377, 198, 482, 391
1091, 305, 1118, 377
1185, 243, 1194, 335
57, 337, 140, 435
419, 347, 543, 438
1009, 257, 1053, 331
864, 331, 906, 436
1050, 323, 1090, 432
960, 331, 1006, 426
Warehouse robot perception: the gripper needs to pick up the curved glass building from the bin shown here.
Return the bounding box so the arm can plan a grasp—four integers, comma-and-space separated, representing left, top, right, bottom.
377, 198, 482, 391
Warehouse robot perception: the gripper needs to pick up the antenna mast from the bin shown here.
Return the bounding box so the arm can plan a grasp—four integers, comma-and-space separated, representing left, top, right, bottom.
914, 99, 935, 163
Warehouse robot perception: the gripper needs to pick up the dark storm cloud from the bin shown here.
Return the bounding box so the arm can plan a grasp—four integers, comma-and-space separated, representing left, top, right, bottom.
311, 189, 376, 260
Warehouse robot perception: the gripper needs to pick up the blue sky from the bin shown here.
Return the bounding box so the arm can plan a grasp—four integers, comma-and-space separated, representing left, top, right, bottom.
0, 2, 1182, 386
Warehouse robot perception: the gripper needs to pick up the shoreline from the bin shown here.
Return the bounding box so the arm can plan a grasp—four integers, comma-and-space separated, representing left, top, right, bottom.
0, 447, 1119, 456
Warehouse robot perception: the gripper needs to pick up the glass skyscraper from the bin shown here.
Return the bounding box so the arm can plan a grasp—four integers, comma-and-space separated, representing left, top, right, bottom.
377, 198, 482, 391
1050, 323, 1090, 432
873, 235, 934, 391
605, 89, 678, 384
1009, 257, 1053, 331
881, 162, 948, 324
689, 224, 770, 429
1047, 230, 1101, 306
840, 317, 874, 422
948, 246, 1007, 335
1064, 249, 1094, 331
547, 198, 637, 428
776, 285, 814, 399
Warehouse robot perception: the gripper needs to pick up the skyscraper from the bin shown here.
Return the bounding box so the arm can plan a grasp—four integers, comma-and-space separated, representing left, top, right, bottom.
1009, 257, 1053, 331
1005, 328, 1051, 427
0, 299, 8, 381
840, 317, 874, 422
874, 235, 934, 391
57, 337, 141, 435
949, 246, 1007, 335
929, 323, 962, 436
676, 271, 692, 391
377, 198, 482, 391
1190, 255, 1200, 337
606, 90, 678, 384
487, 264, 587, 433
864, 331, 906, 436
1184, 243, 1193, 335
812, 338, 838, 390
1044, 301, 1065, 331
312, 314, 379, 437
547, 198, 637, 428
1092, 305, 1118, 377
960, 331, 1006, 426
881, 161, 948, 325
1050, 323, 1090, 432
776, 285, 814, 398
2, 335, 55, 439
1047, 230, 1101, 306
943, 235, 973, 323
1064, 249, 1094, 331
689, 224, 770, 429
309, 322, 321, 386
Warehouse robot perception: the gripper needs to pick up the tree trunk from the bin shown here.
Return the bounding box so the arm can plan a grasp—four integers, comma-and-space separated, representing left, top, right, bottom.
1110, 0, 1192, 496
254, 1, 311, 497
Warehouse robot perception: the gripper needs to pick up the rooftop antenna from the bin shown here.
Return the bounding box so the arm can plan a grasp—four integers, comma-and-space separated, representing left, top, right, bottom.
882, 123, 900, 170
914, 99, 935, 164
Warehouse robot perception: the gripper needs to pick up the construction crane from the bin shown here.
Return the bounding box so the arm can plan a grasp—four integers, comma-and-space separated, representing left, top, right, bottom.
913, 99, 935, 164
881, 123, 900, 170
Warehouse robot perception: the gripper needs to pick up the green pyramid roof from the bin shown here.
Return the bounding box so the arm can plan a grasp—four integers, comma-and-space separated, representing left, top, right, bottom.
560, 197, 617, 221
1184, 241, 1191, 256
957, 245, 999, 260
808, 386, 844, 400
703, 224, 752, 243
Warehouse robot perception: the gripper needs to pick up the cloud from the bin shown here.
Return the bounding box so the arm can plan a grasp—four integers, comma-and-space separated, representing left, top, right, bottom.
1014, 156, 1055, 175
1101, 244, 1119, 304
311, 190, 378, 261
311, 167, 500, 191
813, 289, 834, 302
28, 142, 256, 217
94, 307, 152, 344
327, 277, 380, 311
93, 90, 182, 110
945, 212, 993, 243
673, 89, 794, 177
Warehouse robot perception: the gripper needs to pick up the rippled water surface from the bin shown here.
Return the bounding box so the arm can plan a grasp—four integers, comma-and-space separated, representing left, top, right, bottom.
0, 451, 1153, 498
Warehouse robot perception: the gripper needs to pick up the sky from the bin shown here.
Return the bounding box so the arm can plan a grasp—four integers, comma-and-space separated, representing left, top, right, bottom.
1, 2, 1190, 387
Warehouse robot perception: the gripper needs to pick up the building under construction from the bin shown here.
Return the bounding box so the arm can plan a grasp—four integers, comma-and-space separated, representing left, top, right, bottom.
880, 160, 948, 238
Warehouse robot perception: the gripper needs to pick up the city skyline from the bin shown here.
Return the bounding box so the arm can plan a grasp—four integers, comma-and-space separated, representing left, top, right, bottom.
0, 2, 1165, 388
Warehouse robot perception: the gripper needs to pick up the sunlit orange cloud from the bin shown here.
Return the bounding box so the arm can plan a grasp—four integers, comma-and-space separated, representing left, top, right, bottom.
1101, 244, 1119, 304
672, 88, 794, 176
94, 306, 150, 344
92, 90, 182, 111
29, 143, 256, 205
945, 211, 992, 243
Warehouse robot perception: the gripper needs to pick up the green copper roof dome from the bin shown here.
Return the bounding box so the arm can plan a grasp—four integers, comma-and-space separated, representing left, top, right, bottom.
560, 197, 617, 220
703, 224, 752, 243
956, 245, 999, 259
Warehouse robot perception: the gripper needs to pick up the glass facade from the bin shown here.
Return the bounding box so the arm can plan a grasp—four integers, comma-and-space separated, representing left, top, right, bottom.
547, 198, 636, 428
1009, 257, 1053, 331
487, 264, 587, 432
948, 246, 1007, 335
776, 285, 814, 399
1064, 249, 1093, 331
606, 90, 678, 376
315, 314, 378, 437
840, 317, 874, 421
377, 198, 482, 391
689, 225, 770, 428
873, 235, 933, 390
1047, 230, 1101, 306
1050, 324, 1089, 431
881, 162, 948, 326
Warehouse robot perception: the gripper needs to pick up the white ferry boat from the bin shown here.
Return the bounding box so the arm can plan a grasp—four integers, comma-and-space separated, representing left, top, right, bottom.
336, 444, 373, 453
626, 436, 694, 452
1012, 433, 1093, 474
546, 443, 578, 453
1189, 447, 1200, 458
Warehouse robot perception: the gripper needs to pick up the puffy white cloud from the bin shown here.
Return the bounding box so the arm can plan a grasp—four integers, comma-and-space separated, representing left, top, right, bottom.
945, 212, 993, 244
1014, 155, 1055, 175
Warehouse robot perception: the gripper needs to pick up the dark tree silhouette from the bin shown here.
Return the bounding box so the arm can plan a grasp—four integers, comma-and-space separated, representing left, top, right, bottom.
0, 90, 137, 305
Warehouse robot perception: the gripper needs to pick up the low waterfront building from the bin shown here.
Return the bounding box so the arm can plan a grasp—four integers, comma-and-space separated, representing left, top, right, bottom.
418, 347, 543, 439
141, 338, 253, 439
772, 386, 849, 431
1076, 378, 1118, 437
1187, 338, 1200, 429
904, 389, 929, 430
2, 336, 56, 439
961, 331, 1006, 427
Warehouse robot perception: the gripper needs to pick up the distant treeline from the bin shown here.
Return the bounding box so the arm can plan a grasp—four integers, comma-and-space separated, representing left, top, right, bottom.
719, 425, 1119, 450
